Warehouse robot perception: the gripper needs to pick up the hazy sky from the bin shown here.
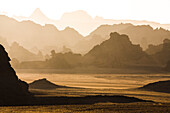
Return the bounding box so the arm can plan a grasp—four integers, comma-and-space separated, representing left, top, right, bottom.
0, 0, 170, 24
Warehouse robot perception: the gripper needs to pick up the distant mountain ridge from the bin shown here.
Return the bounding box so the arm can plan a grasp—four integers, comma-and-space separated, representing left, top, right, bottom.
0, 15, 83, 54
152, 39, 170, 65
2, 12, 170, 56
9, 42, 44, 62
75, 23, 170, 54
30, 8, 50, 24
13, 9, 170, 36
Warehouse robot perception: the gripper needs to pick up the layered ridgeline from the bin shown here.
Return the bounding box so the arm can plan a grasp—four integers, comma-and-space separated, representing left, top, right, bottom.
0, 36, 9, 50
0, 44, 30, 105
75, 24, 170, 54
16, 32, 156, 69
146, 39, 170, 65
9, 42, 44, 62
152, 39, 170, 65
1, 15, 170, 55
0, 38, 44, 62
84, 32, 155, 67
14, 9, 170, 36
0, 15, 83, 54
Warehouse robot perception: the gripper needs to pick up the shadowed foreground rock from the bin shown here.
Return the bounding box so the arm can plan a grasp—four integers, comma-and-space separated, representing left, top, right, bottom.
0, 44, 30, 105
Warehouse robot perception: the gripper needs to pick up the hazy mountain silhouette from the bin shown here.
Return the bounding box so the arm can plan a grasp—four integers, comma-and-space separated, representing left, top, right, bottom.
74, 24, 133, 54
152, 39, 170, 65
164, 61, 170, 71
84, 32, 155, 67
60, 10, 93, 22
45, 51, 82, 69
61, 46, 72, 53
3, 11, 170, 56
75, 24, 170, 54
30, 8, 51, 24
15, 32, 159, 69
74, 34, 105, 54
145, 44, 163, 55
9, 42, 44, 62
0, 44, 30, 105
139, 80, 170, 93
0, 36, 9, 50
0, 15, 83, 54
13, 9, 170, 36
4, 13, 170, 55
17, 50, 83, 69
13, 8, 55, 25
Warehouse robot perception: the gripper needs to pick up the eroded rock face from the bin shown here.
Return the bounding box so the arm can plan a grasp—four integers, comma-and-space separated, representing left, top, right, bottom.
0, 44, 29, 104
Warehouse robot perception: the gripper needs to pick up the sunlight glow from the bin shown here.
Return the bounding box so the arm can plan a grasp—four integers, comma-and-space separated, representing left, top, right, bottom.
0, 0, 170, 23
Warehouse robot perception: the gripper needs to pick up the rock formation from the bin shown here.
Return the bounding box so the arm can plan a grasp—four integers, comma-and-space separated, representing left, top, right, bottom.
139, 80, 170, 93
75, 24, 170, 54
29, 78, 68, 90
0, 44, 30, 105
84, 32, 155, 67
145, 44, 163, 55
164, 60, 170, 71
9, 42, 44, 62
152, 39, 170, 65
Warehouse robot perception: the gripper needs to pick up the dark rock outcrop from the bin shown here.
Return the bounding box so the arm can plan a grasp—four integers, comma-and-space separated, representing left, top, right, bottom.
29, 78, 68, 89
0, 44, 30, 105
139, 80, 170, 93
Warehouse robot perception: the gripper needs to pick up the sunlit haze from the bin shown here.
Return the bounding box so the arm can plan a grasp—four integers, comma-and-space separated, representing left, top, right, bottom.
1, 0, 170, 111
0, 0, 170, 24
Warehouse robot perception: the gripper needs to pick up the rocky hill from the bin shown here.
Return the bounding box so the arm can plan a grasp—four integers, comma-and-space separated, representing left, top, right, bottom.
84, 32, 155, 67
